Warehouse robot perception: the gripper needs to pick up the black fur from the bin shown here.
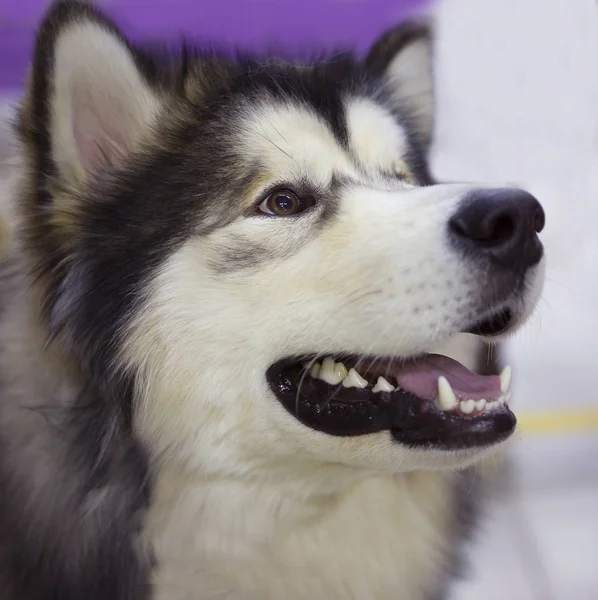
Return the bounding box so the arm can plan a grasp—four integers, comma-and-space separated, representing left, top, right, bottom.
0, 391, 154, 600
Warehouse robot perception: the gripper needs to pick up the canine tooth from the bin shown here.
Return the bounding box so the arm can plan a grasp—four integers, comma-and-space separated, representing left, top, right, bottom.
437, 376, 458, 411
372, 376, 395, 393
309, 362, 321, 378
318, 357, 344, 385
460, 399, 475, 415
499, 365, 512, 393
475, 399, 487, 412
342, 368, 368, 389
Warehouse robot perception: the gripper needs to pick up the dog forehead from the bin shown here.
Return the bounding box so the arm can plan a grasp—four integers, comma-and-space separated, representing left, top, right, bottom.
235, 100, 355, 187
232, 94, 410, 188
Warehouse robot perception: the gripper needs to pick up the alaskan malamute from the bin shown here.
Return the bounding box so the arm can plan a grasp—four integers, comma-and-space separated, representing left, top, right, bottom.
0, 1, 545, 599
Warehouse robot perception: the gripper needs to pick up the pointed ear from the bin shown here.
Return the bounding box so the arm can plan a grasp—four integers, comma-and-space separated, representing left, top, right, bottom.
365, 21, 434, 149
25, 1, 162, 186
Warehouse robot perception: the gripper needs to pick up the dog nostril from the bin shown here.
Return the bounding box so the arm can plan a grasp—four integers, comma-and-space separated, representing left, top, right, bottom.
488, 214, 516, 245
449, 211, 515, 245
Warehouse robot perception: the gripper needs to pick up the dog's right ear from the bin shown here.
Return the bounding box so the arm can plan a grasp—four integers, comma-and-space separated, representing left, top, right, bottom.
21, 1, 163, 190
365, 21, 435, 150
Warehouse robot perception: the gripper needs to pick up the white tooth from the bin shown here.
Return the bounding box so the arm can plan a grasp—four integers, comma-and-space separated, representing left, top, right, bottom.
334, 362, 348, 380
460, 399, 475, 414
500, 365, 512, 393
322, 357, 335, 371
504, 392, 511, 404
309, 362, 321, 378
437, 376, 458, 411
475, 399, 487, 412
372, 376, 395, 393
342, 368, 368, 389
318, 357, 344, 385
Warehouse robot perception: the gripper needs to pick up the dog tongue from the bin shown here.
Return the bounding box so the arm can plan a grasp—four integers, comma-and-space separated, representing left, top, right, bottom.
393, 354, 502, 401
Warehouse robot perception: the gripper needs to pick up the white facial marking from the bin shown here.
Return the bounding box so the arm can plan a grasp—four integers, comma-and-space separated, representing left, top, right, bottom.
239, 102, 358, 188
345, 97, 410, 176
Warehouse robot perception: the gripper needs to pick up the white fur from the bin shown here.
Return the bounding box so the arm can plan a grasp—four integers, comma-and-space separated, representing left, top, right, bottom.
238, 101, 360, 187
346, 98, 410, 176
147, 469, 458, 600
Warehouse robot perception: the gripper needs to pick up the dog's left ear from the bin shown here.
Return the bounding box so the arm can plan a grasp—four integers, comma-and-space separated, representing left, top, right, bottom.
22, 1, 164, 188
365, 21, 434, 148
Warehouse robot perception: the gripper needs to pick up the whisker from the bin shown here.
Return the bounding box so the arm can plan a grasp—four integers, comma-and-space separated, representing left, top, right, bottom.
250, 127, 297, 163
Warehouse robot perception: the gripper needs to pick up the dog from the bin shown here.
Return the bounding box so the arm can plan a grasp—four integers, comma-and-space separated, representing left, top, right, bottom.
0, 1, 545, 598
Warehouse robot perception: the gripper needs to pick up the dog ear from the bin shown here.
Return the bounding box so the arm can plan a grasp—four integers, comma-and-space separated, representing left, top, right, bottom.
365, 21, 434, 149
22, 1, 163, 188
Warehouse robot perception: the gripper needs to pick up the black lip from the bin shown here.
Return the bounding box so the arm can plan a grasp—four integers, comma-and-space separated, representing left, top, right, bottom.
267, 359, 516, 451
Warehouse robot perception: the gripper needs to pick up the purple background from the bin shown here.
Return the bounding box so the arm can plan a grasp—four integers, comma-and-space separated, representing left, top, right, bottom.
0, 0, 425, 91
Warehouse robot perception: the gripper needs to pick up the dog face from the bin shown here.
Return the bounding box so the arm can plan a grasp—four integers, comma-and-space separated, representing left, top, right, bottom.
21, 3, 544, 481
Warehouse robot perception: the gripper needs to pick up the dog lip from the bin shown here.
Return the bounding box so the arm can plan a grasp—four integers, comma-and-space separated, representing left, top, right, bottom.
266, 357, 516, 451
390, 411, 516, 450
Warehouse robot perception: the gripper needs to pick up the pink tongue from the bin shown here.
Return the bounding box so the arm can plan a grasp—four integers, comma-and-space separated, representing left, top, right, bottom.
393, 354, 502, 401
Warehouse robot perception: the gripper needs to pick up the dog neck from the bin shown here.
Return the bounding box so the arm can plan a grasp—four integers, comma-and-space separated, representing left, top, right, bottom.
145, 460, 459, 600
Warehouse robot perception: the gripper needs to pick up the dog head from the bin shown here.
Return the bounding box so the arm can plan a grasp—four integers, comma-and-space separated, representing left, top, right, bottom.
19, 2, 545, 482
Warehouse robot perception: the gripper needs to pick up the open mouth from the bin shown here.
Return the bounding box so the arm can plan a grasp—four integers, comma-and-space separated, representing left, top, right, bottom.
266, 312, 517, 451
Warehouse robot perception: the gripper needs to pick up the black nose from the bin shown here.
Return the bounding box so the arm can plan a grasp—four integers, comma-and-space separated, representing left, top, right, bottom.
449, 188, 545, 269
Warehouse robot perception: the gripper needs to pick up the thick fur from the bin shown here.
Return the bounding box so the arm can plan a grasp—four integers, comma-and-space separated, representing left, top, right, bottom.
0, 2, 544, 599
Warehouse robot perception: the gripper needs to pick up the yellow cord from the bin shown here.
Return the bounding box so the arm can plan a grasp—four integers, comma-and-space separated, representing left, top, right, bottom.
517, 408, 598, 435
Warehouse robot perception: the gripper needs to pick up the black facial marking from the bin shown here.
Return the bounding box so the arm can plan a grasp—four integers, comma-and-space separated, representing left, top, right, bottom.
209, 238, 270, 272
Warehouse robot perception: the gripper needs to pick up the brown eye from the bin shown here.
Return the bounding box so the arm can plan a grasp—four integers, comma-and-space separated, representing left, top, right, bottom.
258, 190, 307, 216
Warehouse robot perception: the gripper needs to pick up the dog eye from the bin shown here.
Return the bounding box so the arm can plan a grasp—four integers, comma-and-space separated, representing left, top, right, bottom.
258, 190, 314, 217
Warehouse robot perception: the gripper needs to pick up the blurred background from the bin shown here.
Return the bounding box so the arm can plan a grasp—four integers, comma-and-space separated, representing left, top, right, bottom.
1, 1, 597, 599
